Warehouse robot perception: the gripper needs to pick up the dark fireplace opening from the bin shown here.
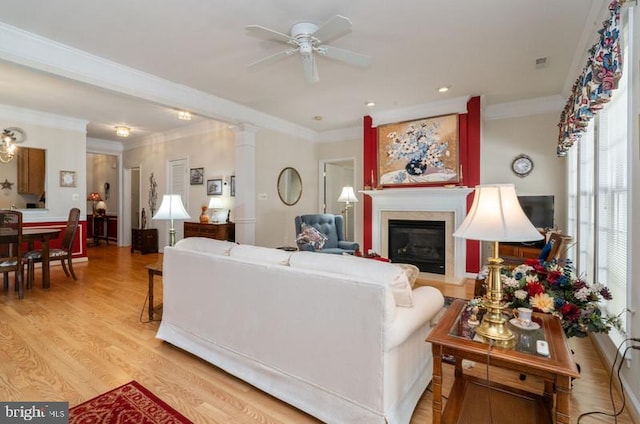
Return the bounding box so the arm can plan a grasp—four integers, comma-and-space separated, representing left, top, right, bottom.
388, 219, 446, 275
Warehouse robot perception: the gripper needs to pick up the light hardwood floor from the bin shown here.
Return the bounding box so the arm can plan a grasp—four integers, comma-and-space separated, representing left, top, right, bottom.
0, 244, 635, 423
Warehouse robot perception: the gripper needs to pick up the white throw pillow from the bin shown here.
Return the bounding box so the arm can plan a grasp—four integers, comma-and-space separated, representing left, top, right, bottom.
229, 244, 294, 266
289, 252, 414, 307
174, 237, 237, 256
395, 263, 420, 288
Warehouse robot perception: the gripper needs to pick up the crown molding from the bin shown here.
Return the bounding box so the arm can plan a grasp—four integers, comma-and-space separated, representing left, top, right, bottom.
369, 96, 470, 127
0, 22, 319, 143
483, 95, 565, 121
86, 137, 124, 154
0, 103, 87, 132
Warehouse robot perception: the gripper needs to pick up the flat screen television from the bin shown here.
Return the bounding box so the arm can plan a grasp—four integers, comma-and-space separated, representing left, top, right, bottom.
517, 195, 554, 230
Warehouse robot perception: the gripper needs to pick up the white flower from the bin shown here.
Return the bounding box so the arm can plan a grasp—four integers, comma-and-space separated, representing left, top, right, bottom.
575, 287, 591, 302
531, 293, 555, 313
503, 276, 519, 289
515, 289, 528, 300
525, 274, 539, 283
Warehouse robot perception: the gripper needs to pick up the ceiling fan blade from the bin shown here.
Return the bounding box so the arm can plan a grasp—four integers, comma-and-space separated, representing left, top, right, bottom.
318, 45, 371, 67
301, 55, 319, 83
248, 48, 297, 70
312, 15, 352, 43
246, 25, 292, 44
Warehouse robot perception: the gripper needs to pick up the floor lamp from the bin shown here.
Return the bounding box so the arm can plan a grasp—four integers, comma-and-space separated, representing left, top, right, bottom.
338, 186, 358, 240
152, 194, 191, 246
453, 184, 543, 347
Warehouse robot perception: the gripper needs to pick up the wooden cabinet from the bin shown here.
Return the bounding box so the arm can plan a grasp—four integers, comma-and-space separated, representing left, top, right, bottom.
131, 228, 158, 254
17, 147, 46, 194
499, 243, 541, 260
184, 222, 235, 241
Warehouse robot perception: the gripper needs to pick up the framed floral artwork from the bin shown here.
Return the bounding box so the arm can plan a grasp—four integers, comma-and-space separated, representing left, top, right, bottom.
377, 114, 459, 186
59, 170, 77, 187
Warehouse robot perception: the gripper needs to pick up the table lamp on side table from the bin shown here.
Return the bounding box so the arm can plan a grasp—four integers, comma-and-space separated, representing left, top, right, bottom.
152, 194, 191, 246
453, 184, 543, 347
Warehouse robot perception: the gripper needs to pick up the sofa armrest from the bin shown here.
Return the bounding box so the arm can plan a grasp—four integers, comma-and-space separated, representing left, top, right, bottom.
337, 241, 359, 251
384, 286, 444, 351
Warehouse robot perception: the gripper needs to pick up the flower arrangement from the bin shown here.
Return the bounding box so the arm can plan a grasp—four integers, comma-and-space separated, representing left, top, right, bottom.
385, 121, 448, 175
501, 258, 621, 338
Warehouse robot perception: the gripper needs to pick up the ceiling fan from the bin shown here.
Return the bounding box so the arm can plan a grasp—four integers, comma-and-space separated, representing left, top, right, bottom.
246, 15, 371, 83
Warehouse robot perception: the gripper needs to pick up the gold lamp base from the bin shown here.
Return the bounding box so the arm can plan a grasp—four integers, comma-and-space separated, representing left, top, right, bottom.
475, 245, 515, 348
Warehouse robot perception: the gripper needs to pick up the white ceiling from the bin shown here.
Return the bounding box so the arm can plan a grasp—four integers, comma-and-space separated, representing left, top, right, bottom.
0, 0, 607, 143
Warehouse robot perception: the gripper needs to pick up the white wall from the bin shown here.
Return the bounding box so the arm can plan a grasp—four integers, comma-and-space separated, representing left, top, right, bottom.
482, 111, 567, 229
0, 105, 88, 222
254, 129, 318, 248
123, 121, 235, 248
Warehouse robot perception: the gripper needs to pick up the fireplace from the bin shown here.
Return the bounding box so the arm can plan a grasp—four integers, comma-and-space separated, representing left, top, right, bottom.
388, 219, 446, 274
362, 187, 473, 284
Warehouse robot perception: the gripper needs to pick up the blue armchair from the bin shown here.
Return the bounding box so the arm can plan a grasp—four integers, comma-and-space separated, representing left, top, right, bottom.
295, 214, 359, 254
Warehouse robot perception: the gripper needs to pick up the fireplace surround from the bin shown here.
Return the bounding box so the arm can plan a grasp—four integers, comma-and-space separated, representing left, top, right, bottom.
362, 187, 473, 284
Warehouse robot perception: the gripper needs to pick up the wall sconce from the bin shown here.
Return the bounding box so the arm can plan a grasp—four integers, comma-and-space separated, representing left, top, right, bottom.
115, 126, 130, 137
0, 127, 26, 163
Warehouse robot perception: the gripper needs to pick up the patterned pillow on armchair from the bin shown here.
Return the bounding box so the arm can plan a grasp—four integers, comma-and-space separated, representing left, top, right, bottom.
295, 223, 328, 250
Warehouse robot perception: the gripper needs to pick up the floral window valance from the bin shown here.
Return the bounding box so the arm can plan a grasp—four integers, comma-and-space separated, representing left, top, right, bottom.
557, 0, 625, 156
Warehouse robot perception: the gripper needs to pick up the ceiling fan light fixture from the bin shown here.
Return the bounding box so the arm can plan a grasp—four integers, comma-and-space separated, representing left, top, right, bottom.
115, 126, 130, 137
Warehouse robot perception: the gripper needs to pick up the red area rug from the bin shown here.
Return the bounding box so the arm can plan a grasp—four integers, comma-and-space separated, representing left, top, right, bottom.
69, 380, 192, 424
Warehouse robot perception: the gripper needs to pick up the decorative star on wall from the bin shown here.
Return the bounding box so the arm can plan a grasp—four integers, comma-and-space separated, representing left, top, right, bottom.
1, 179, 14, 190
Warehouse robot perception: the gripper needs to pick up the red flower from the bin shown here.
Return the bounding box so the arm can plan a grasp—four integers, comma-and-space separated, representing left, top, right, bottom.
526, 281, 545, 297
560, 303, 581, 322
546, 270, 562, 285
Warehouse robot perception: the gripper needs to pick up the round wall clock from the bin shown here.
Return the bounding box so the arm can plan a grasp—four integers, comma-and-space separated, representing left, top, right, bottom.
511, 154, 533, 177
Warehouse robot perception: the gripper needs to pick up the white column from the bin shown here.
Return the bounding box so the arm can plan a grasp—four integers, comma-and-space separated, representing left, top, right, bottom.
232, 123, 259, 245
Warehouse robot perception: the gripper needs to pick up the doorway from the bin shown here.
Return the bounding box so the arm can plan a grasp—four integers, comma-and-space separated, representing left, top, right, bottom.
319, 158, 356, 241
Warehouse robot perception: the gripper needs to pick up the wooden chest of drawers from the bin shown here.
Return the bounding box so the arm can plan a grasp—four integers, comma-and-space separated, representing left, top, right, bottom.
131, 228, 158, 254
183, 222, 235, 242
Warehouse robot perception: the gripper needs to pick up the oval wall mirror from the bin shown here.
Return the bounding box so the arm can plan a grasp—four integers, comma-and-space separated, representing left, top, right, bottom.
277, 167, 302, 206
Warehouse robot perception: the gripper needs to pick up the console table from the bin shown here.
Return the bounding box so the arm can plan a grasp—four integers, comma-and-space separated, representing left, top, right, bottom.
426, 299, 579, 424
184, 221, 235, 241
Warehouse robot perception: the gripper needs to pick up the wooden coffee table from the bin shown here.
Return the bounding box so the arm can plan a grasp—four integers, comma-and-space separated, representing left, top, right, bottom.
426, 299, 579, 424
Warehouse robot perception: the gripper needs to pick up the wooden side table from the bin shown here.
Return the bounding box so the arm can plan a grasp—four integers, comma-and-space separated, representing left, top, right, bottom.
144, 261, 163, 321
426, 299, 579, 424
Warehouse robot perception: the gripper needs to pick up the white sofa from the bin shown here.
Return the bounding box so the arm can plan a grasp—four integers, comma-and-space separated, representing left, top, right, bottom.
156, 237, 445, 424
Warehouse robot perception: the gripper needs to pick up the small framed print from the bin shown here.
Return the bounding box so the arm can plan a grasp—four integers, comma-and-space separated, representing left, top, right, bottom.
59, 170, 76, 187
190, 168, 204, 185
207, 178, 223, 195
230, 175, 236, 197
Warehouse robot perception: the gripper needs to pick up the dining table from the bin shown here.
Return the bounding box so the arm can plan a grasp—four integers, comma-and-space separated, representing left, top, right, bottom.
23, 227, 61, 289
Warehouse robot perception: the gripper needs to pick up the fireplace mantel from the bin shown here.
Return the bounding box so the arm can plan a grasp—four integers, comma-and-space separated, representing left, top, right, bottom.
362, 187, 473, 284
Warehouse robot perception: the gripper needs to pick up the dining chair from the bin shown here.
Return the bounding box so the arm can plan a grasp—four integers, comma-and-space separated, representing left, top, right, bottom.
0, 210, 24, 299
25, 207, 80, 288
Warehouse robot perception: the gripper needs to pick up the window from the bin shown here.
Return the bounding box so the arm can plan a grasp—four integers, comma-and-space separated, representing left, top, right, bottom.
566, 24, 629, 340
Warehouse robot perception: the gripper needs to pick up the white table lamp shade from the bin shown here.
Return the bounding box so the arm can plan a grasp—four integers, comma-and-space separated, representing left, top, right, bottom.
153, 194, 191, 221
453, 184, 543, 242
337, 186, 358, 203
208, 197, 224, 209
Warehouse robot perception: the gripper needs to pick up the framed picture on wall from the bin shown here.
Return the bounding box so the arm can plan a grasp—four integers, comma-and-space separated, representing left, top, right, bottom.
59, 170, 77, 187
190, 168, 204, 185
377, 113, 459, 186
207, 178, 223, 195
230, 175, 235, 197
